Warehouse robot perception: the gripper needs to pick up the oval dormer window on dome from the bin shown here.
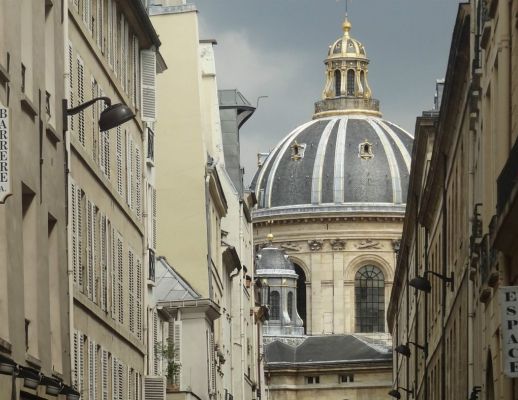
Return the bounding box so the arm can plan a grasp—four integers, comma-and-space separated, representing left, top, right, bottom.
359, 139, 374, 160
290, 141, 306, 161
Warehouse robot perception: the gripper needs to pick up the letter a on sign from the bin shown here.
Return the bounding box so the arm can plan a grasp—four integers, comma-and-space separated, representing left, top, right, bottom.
0, 103, 11, 203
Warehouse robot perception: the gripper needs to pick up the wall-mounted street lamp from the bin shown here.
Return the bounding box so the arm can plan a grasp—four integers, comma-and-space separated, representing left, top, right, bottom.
388, 387, 414, 399
41, 375, 63, 396
409, 270, 454, 293
63, 96, 135, 132
395, 341, 428, 358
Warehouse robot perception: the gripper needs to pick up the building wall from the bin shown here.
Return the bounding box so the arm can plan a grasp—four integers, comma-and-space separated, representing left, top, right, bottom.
66, 0, 159, 397
254, 218, 400, 336
388, 1, 518, 399
0, 0, 70, 398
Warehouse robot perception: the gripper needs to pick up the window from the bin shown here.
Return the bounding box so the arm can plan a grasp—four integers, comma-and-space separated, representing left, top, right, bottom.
270, 291, 280, 320
306, 376, 320, 384
287, 292, 293, 320
334, 69, 341, 96
347, 69, 355, 96
360, 71, 366, 93
340, 373, 354, 383
355, 265, 385, 332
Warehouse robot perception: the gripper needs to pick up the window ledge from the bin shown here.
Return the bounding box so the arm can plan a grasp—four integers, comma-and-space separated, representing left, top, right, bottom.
21, 95, 38, 118
26, 354, 42, 369
46, 123, 61, 144
0, 64, 10, 84
0, 337, 12, 354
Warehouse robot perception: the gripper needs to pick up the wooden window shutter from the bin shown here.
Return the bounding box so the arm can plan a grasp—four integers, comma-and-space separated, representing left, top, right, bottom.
79, 333, 85, 392
153, 311, 158, 375
101, 349, 109, 400
173, 321, 182, 386
144, 376, 165, 400
118, 362, 124, 400
112, 358, 118, 400
140, 50, 156, 121
73, 331, 79, 389
128, 249, 135, 333
117, 235, 124, 325
126, 130, 133, 208
100, 214, 107, 311
135, 146, 141, 219
116, 127, 123, 196
107, 0, 113, 67
77, 56, 85, 146
77, 187, 84, 288
83, 0, 92, 32
152, 186, 157, 250
136, 258, 143, 340
88, 339, 95, 400
67, 42, 75, 131
71, 182, 78, 284
111, 227, 116, 319
132, 35, 139, 107
86, 199, 94, 300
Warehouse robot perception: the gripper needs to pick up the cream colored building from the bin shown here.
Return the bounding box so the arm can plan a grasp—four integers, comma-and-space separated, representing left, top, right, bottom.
150, 2, 265, 399
388, 1, 518, 399
66, 0, 163, 398
0, 0, 71, 398
252, 16, 412, 400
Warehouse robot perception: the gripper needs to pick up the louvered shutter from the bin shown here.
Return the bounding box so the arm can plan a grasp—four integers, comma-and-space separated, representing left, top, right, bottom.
153, 312, 158, 375
67, 42, 75, 131
132, 35, 139, 107
100, 214, 107, 311
144, 376, 165, 400
173, 321, 182, 385
116, 127, 123, 196
135, 147, 141, 219
118, 362, 124, 400
71, 182, 78, 284
112, 358, 118, 400
100, 87, 111, 180
88, 339, 95, 400
77, 187, 84, 288
125, 131, 133, 208
97, 0, 103, 49
140, 50, 156, 121
112, 1, 118, 75
107, 0, 113, 67
79, 333, 85, 392
208, 331, 216, 394
117, 236, 123, 325
101, 349, 108, 400
92, 77, 99, 161
151, 186, 157, 250
73, 331, 79, 389
87, 199, 94, 300
120, 14, 126, 91
83, 0, 92, 32
136, 258, 142, 340
128, 250, 135, 333
77, 56, 85, 145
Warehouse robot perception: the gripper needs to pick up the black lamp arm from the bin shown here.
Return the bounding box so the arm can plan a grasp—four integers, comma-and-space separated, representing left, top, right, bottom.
398, 386, 414, 395
408, 341, 428, 355
65, 96, 112, 116
425, 270, 454, 285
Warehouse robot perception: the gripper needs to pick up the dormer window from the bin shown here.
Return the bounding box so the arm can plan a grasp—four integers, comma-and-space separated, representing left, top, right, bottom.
290, 141, 306, 161
347, 69, 355, 96
334, 70, 341, 97
359, 139, 373, 160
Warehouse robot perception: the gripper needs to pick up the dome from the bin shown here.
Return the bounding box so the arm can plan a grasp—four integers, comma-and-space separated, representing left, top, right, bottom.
328, 20, 367, 59
256, 245, 296, 273
251, 17, 414, 219
252, 115, 413, 217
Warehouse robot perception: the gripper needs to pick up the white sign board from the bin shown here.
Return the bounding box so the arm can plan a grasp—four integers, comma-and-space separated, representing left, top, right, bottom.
0, 103, 10, 203
500, 286, 518, 377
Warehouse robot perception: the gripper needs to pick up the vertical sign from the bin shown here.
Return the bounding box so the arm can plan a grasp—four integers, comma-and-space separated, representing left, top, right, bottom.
0, 103, 10, 203
500, 286, 518, 377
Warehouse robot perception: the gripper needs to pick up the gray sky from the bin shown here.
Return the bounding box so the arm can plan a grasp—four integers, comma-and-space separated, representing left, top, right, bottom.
193, 0, 460, 185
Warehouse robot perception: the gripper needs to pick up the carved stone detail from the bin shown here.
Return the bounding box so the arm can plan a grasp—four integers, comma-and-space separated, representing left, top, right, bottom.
330, 239, 347, 251
308, 240, 323, 251
392, 239, 401, 252
280, 242, 302, 252
355, 239, 382, 249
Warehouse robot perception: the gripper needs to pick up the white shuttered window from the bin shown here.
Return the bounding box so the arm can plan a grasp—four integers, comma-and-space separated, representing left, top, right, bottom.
140, 50, 156, 121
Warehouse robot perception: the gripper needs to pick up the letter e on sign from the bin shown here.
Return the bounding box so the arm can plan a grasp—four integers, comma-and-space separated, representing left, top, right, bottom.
500, 287, 518, 377
0, 103, 10, 203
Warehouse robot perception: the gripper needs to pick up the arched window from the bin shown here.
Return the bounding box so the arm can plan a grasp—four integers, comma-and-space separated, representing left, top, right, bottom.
270, 291, 280, 320
355, 265, 385, 332
347, 69, 356, 96
294, 264, 307, 333
360, 71, 366, 93
334, 70, 341, 97
287, 292, 294, 320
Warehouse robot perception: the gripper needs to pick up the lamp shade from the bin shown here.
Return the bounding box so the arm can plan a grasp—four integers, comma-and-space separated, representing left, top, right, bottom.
60, 385, 81, 400
388, 389, 401, 399
99, 103, 134, 131
0, 354, 17, 375
395, 344, 411, 358
409, 276, 432, 293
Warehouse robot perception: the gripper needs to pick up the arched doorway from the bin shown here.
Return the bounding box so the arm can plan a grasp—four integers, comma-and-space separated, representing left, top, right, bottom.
293, 264, 307, 333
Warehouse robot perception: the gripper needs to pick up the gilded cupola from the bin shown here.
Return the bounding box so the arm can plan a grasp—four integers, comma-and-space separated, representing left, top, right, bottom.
315, 17, 381, 119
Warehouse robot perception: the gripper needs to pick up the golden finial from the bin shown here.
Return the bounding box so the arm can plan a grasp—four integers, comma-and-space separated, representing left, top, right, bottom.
267, 233, 274, 244
342, 18, 352, 36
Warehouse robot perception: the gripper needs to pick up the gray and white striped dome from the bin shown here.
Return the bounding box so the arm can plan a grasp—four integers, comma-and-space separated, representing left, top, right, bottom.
252, 115, 413, 216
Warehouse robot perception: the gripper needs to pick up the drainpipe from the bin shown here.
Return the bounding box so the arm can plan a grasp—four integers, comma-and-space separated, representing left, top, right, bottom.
63, 0, 74, 388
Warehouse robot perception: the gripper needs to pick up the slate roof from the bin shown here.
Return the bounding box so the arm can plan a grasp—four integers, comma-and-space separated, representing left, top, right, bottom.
252, 115, 413, 214
265, 335, 392, 367
256, 246, 295, 271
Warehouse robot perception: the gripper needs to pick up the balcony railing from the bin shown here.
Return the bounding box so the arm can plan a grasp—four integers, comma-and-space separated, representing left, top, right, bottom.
496, 137, 518, 215
147, 128, 155, 162
314, 97, 380, 115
